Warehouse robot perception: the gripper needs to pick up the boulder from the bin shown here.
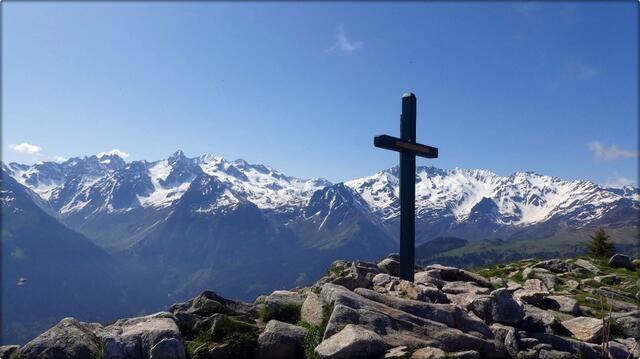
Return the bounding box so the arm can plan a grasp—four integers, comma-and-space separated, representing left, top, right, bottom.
302, 292, 328, 327
564, 280, 579, 291
529, 333, 604, 359
447, 350, 480, 359
378, 258, 401, 277
520, 305, 563, 334
373, 273, 392, 288
533, 259, 570, 273
522, 268, 557, 290
424, 265, 491, 288
258, 320, 308, 359
537, 349, 573, 359
612, 311, 639, 338
608, 254, 635, 271
540, 296, 579, 315
410, 347, 446, 359
561, 317, 603, 343
315, 324, 387, 359
19, 318, 101, 359
468, 288, 524, 325
101, 312, 185, 359
523, 279, 549, 292
573, 259, 601, 274
331, 261, 383, 290
490, 323, 519, 358
442, 281, 490, 295
414, 271, 446, 289
263, 290, 304, 322
490, 277, 507, 288
513, 289, 548, 306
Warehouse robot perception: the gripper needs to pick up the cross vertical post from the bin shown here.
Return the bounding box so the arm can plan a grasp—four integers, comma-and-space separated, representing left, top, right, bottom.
373, 92, 438, 282
399, 93, 416, 281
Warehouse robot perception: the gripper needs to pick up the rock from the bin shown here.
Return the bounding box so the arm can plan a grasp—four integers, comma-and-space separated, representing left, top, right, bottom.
258, 320, 308, 359
384, 346, 409, 358
607, 340, 632, 359
320, 284, 495, 354
102, 312, 185, 359
417, 285, 450, 304
523, 279, 549, 292
331, 261, 383, 290
263, 290, 304, 322
529, 333, 604, 359
513, 289, 548, 305
469, 288, 524, 325
506, 280, 523, 292
315, 324, 387, 359
592, 287, 637, 302
149, 337, 184, 359
564, 280, 579, 291
414, 271, 446, 289
0, 345, 20, 358
608, 254, 635, 271
612, 312, 639, 338
442, 281, 490, 295
19, 318, 101, 359
378, 258, 401, 277
617, 338, 640, 358
573, 259, 601, 274
398, 280, 427, 301
302, 292, 328, 326
585, 296, 600, 305
561, 317, 603, 343
594, 274, 620, 285
410, 347, 446, 359
533, 259, 570, 273
520, 305, 563, 334
490, 323, 519, 358
537, 349, 573, 359
373, 273, 392, 288
424, 265, 492, 288
522, 268, 558, 290
447, 350, 480, 359
519, 337, 540, 349
540, 296, 579, 315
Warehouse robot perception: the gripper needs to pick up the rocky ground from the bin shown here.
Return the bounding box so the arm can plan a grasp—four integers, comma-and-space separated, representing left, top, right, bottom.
1, 253, 638, 359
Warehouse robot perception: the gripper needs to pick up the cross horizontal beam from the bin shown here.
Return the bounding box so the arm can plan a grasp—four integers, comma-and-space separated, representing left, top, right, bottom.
374, 134, 438, 159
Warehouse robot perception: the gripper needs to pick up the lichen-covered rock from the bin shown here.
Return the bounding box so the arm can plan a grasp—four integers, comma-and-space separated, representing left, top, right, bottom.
315, 324, 387, 359
410, 346, 446, 359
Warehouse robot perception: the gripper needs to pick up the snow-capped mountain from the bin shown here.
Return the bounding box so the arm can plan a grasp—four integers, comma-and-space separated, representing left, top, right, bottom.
4, 150, 638, 246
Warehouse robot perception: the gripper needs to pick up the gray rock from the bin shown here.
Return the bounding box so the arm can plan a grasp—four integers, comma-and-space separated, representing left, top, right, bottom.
410, 347, 446, 359
513, 289, 548, 305
561, 317, 603, 343
302, 292, 328, 327
414, 271, 446, 289
331, 261, 383, 290
258, 320, 308, 359
378, 258, 401, 277
490, 277, 507, 288
19, 318, 101, 359
149, 338, 184, 359
541, 295, 579, 315
469, 288, 524, 325
315, 324, 387, 359
522, 268, 558, 291
442, 281, 490, 295
537, 349, 573, 359
417, 285, 450, 304
533, 259, 570, 273
612, 312, 639, 338
373, 273, 392, 288
529, 333, 604, 359
102, 312, 185, 359
0, 345, 20, 358
608, 254, 635, 271
519, 337, 540, 349
607, 340, 632, 359
573, 259, 601, 274
447, 350, 480, 359
520, 304, 562, 334
320, 284, 495, 354
424, 265, 491, 288
490, 323, 519, 358
523, 279, 549, 292
564, 280, 579, 291
594, 274, 620, 285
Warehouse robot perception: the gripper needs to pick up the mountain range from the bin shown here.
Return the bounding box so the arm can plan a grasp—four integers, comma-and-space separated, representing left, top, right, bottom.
2, 150, 638, 344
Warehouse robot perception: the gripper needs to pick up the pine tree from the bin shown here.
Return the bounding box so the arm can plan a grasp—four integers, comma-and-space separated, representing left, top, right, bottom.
587, 228, 615, 259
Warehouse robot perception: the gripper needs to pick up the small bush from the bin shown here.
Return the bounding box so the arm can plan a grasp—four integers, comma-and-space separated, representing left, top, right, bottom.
587, 228, 615, 259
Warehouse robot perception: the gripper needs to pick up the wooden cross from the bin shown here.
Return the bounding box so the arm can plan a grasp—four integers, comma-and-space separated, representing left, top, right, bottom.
374, 93, 438, 281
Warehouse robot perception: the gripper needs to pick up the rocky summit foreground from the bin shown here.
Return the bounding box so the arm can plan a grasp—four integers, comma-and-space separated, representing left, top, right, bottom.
2, 254, 638, 359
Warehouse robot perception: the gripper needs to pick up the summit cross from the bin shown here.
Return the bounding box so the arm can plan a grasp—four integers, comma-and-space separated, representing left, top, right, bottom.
374, 93, 439, 281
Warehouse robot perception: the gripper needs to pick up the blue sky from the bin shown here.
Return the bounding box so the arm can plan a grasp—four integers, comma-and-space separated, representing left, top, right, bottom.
3, 2, 638, 186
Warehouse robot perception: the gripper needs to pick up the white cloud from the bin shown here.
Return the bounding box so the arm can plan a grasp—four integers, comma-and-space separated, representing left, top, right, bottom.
97, 149, 130, 159
604, 175, 636, 188
8, 142, 42, 155
588, 141, 638, 161
328, 25, 362, 54
52, 155, 68, 163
